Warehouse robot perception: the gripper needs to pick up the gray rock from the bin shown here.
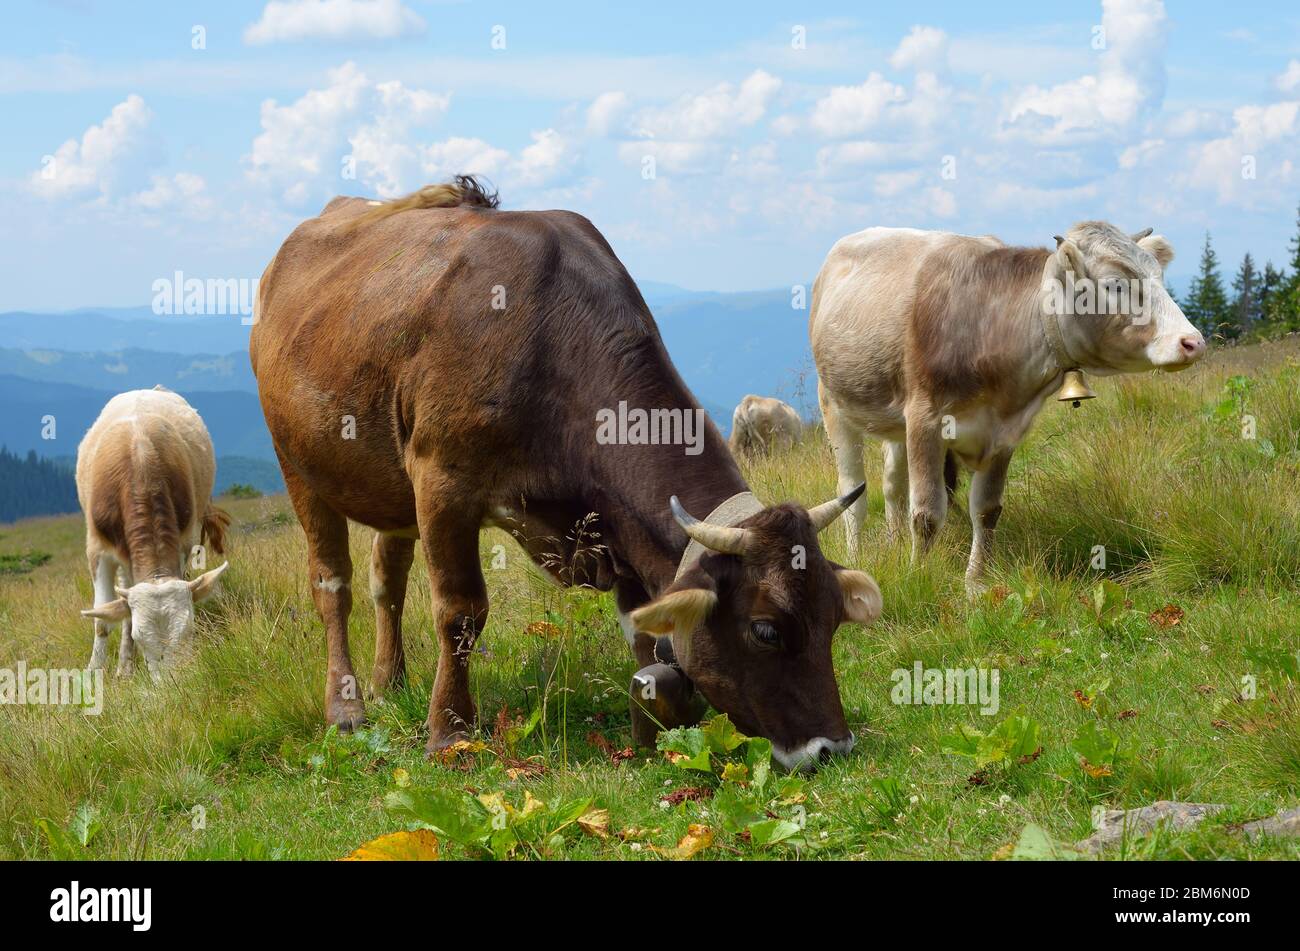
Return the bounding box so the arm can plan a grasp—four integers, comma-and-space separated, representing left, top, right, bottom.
1076, 801, 1225, 853
1238, 806, 1300, 840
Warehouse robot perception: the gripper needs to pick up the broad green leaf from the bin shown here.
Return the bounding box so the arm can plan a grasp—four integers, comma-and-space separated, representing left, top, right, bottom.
748, 818, 802, 848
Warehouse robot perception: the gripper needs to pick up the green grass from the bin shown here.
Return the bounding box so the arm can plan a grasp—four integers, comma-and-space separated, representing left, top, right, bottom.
2, 338, 1300, 860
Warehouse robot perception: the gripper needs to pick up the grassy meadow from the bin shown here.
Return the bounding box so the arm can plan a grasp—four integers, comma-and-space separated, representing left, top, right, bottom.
2, 338, 1300, 861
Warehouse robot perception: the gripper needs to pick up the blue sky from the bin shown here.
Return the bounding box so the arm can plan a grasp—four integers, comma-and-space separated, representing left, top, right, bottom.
2, 0, 1300, 309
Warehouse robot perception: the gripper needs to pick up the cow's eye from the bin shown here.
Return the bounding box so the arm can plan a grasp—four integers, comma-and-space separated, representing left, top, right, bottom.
749, 620, 781, 648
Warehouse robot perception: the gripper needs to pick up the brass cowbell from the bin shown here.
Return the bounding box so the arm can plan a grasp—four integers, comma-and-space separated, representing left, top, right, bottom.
1057, 369, 1096, 408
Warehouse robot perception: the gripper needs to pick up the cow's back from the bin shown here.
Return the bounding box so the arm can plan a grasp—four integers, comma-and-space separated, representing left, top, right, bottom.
77, 389, 216, 556
811, 227, 1006, 425
250, 197, 671, 530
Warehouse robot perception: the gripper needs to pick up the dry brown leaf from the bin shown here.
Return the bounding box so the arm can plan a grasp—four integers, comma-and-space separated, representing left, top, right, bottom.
578, 807, 610, 839
525, 621, 563, 639
660, 786, 712, 806
341, 829, 440, 861
649, 824, 714, 860
434, 739, 487, 769
1080, 758, 1112, 779
1148, 604, 1185, 629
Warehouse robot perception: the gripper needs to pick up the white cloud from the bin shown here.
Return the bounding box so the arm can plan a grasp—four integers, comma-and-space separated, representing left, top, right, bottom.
246, 62, 450, 203
244, 0, 425, 45
634, 70, 781, 140
617, 140, 719, 175
1276, 60, 1300, 94
29, 94, 156, 200
513, 129, 576, 188
419, 137, 510, 182
1003, 0, 1168, 143
890, 26, 948, 72
586, 91, 629, 137
810, 73, 906, 137
1184, 101, 1300, 202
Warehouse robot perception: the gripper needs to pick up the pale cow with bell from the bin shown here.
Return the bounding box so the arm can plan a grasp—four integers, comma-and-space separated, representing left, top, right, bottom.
811, 221, 1205, 592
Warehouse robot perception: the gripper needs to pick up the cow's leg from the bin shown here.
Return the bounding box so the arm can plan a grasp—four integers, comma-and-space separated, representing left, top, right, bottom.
369, 532, 415, 698
283, 469, 364, 731
820, 386, 867, 557
904, 406, 948, 560
965, 449, 1012, 595
413, 486, 489, 754
616, 577, 655, 667
882, 439, 909, 543
87, 553, 116, 671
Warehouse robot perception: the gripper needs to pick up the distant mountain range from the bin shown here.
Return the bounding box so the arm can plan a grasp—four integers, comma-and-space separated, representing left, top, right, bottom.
0, 281, 815, 520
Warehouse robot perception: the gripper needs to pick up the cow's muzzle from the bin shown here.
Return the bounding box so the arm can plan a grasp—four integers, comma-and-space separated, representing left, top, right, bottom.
771, 731, 856, 772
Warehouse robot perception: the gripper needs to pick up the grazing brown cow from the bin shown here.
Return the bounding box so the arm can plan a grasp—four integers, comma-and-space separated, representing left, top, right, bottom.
77, 387, 231, 678
729, 394, 802, 456
811, 221, 1206, 593
250, 177, 882, 770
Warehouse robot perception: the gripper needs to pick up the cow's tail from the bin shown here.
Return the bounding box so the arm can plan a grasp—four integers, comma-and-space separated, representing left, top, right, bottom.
943, 450, 959, 504
201, 505, 232, 556
343, 174, 499, 231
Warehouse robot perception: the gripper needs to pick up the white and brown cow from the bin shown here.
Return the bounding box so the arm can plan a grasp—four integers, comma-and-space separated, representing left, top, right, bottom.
811, 221, 1205, 592
729, 394, 802, 456
77, 387, 230, 678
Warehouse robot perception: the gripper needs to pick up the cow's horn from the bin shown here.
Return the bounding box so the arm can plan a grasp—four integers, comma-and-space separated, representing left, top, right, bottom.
1053, 235, 1065, 248
807, 482, 866, 533
670, 496, 751, 555
114, 585, 130, 598
1132, 227, 1153, 241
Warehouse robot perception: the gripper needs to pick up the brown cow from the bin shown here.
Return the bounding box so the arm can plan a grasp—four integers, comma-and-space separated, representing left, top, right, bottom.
811, 221, 1205, 593
250, 177, 882, 770
77, 387, 231, 678
729, 394, 802, 456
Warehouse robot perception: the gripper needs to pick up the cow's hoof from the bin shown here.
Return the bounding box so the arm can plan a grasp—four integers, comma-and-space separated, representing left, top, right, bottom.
425, 729, 471, 759
367, 671, 406, 701
327, 700, 367, 733
114, 665, 135, 680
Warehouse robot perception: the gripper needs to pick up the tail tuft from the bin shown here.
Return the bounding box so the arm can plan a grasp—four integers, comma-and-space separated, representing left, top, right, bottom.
344, 174, 499, 231
202, 505, 232, 556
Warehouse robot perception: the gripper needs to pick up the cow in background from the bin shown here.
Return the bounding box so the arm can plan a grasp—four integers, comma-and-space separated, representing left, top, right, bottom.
729, 394, 802, 456
811, 221, 1205, 592
78, 387, 231, 678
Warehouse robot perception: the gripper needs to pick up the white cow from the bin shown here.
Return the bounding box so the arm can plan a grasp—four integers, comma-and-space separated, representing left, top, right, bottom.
729, 394, 802, 456
77, 387, 230, 678
811, 221, 1205, 592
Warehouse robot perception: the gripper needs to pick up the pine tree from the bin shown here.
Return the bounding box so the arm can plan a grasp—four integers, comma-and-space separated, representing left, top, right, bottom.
1182, 232, 1230, 337
1227, 252, 1260, 339
1264, 203, 1300, 332
1260, 260, 1286, 317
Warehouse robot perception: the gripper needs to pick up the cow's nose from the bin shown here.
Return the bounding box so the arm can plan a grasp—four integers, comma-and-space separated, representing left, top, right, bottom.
1180, 335, 1206, 360
775, 732, 856, 772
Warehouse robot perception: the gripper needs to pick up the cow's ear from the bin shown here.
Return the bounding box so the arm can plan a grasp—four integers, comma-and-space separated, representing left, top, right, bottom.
189, 561, 229, 602
82, 598, 129, 622
1053, 237, 1087, 279
630, 588, 717, 639
1137, 233, 1174, 271
836, 569, 882, 626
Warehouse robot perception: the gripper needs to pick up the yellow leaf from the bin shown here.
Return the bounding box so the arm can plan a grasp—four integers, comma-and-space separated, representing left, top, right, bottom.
1080, 759, 1112, 778
391, 767, 411, 788
436, 740, 487, 767
578, 807, 610, 839
649, 824, 714, 860
341, 829, 439, 861
520, 791, 547, 819
721, 762, 749, 784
